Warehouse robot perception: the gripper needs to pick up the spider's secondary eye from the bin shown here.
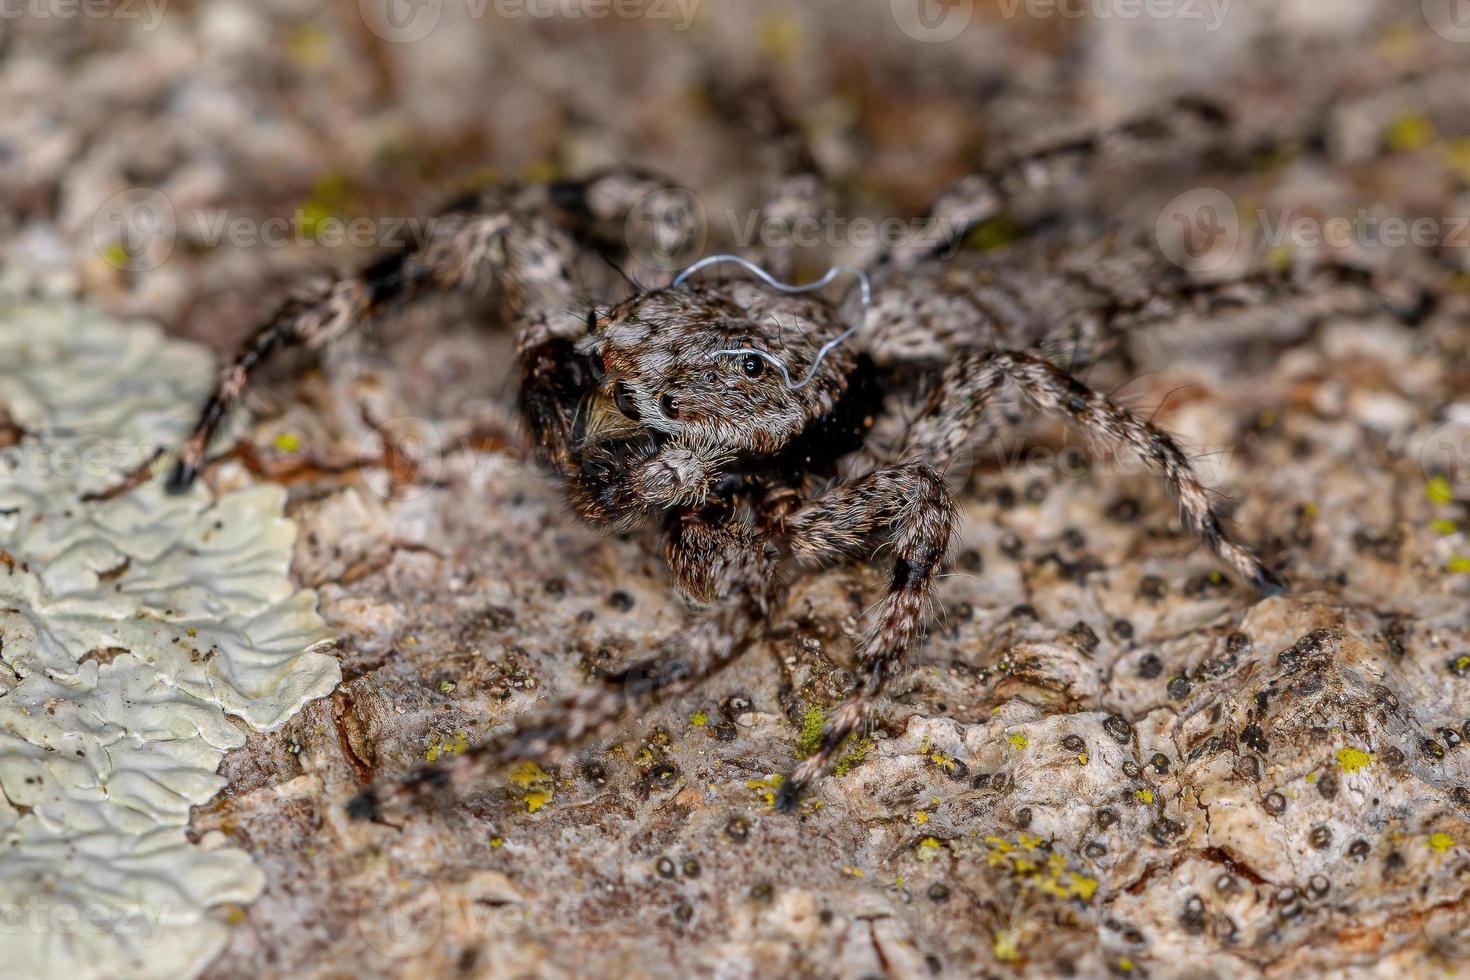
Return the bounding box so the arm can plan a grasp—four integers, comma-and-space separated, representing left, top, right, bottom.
658, 393, 679, 419
588, 348, 607, 384
613, 381, 640, 420
586, 309, 598, 332
741, 354, 765, 379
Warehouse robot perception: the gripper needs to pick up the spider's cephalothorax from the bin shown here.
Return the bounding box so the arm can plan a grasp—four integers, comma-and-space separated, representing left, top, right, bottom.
163, 92, 1442, 819
543, 282, 856, 534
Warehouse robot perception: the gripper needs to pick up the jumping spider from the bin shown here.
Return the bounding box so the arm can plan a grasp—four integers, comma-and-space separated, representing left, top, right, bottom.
166, 96, 1429, 815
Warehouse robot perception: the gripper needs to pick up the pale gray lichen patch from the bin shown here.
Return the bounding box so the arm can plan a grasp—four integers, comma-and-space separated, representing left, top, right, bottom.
0, 296, 340, 978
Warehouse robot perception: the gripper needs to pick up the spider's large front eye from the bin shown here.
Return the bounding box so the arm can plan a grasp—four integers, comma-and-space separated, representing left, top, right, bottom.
588, 348, 607, 385
741, 354, 765, 379
658, 393, 679, 420
613, 381, 641, 421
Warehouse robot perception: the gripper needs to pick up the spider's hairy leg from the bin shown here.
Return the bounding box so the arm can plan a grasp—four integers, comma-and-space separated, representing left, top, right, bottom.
776, 461, 957, 810
888, 95, 1233, 267
165, 209, 523, 491
348, 517, 778, 820
906, 348, 1286, 595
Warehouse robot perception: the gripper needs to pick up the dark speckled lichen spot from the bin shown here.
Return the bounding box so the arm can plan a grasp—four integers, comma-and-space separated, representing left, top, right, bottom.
607, 590, 634, 611
1309, 825, 1332, 849
1107, 497, 1140, 523
725, 816, 750, 843
1068, 620, 1100, 655
1438, 727, 1463, 749
1096, 806, 1119, 829
1262, 792, 1287, 815
1139, 575, 1168, 601
1137, 653, 1163, 679
1062, 734, 1086, 753
1347, 838, 1371, 861
1234, 754, 1260, 779
1307, 875, 1331, 899
682, 857, 701, 878
1240, 724, 1269, 754
650, 762, 679, 787
1122, 761, 1142, 779
1422, 738, 1447, 760
1149, 818, 1183, 845
1103, 714, 1134, 744
927, 883, 950, 903
1181, 895, 1206, 934
1149, 753, 1170, 774
1084, 842, 1107, 859
1167, 676, 1192, 699
656, 857, 676, 879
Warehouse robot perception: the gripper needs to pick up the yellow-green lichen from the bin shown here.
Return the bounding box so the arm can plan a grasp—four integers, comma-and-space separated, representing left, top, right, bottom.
993, 929, 1021, 962
425, 731, 468, 763
982, 835, 1099, 901
1386, 114, 1436, 153
796, 706, 871, 775
509, 761, 554, 813
1336, 747, 1374, 773
1428, 475, 1456, 506
1429, 832, 1456, 853
689, 709, 709, 727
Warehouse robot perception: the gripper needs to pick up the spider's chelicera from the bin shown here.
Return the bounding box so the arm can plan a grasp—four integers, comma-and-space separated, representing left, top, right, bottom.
164, 98, 1431, 818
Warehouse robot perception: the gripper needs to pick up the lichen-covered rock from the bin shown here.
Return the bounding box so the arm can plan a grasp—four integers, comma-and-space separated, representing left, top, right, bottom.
0, 297, 339, 978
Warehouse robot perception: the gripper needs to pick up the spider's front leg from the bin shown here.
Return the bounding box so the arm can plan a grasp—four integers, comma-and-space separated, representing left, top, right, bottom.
348, 513, 779, 819
906, 347, 1286, 594
166, 170, 673, 491
776, 461, 957, 809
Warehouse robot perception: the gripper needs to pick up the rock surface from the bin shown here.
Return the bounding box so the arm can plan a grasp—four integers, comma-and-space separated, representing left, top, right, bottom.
3, 1, 1470, 977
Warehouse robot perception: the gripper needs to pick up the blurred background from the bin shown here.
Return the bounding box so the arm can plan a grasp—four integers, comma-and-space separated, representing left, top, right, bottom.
4, 0, 1469, 355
